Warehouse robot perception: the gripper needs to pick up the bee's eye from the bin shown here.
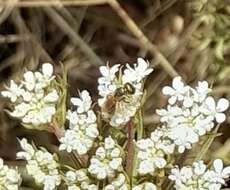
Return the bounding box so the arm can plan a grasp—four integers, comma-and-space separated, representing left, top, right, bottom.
125, 83, 135, 94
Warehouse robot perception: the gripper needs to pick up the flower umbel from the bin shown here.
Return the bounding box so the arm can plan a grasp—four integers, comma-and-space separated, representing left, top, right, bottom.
17, 138, 61, 190
59, 90, 99, 155
0, 158, 21, 190
157, 76, 229, 153
1, 63, 59, 128
64, 169, 97, 190
169, 159, 230, 190
88, 136, 123, 179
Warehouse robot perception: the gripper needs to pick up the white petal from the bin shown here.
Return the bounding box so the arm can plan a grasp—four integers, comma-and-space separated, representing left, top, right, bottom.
110, 64, 120, 75
42, 63, 53, 77
213, 159, 223, 173
178, 146, 185, 153
168, 96, 177, 105
205, 96, 216, 111
137, 58, 147, 66
24, 71, 34, 82
44, 90, 59, 102
104, 136, 115, 150
96, 147, 106, 159
99, 66, 109, 76
71, 97, 82, 106
183, 97, 193, 108
198, 81, 208, 90
162, 86, 175, 95
109, 158, 122, 170
172, 76, 184, 90
215, 113, 226, 123
222, 166, 230, 177
216, 98, 229, 112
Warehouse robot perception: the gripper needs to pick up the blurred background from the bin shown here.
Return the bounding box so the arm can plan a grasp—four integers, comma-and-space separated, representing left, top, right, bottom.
0, 0, 229, 167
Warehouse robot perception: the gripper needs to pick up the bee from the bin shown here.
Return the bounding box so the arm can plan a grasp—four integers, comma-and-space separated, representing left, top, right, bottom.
101, 83, 135, 119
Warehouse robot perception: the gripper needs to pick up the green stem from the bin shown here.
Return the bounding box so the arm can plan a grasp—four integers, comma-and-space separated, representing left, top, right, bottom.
137, 109, 144, 140
194, 125, 220, 161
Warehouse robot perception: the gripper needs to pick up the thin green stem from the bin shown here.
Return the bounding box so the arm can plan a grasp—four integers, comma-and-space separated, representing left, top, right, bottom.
137, 109, 144, 140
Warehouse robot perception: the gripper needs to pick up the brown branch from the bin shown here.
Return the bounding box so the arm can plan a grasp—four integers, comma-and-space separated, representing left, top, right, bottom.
126, 120, 135, 180
108, 0, 178, 77
43, 7, 104, 66
0, 34, 29, 44
0, 0, 107, 7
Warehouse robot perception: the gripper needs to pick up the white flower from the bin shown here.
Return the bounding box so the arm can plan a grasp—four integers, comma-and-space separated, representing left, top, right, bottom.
88, 136, 123, 179
0, 158, 21, 190
168, 125, 199, 153
1, 63, 59, 127
1, 80, 24, 103
150, 126, 175, 154
71, 90, 92, 114
158, 77, 229, 153
17, 138, 61, 190
35, 63, 55, 90
99, 64, 120, 83
98, 64, 120, 98
122, 58, 153, 83
169, 159, 230, 190
23, 71, 36, 91
194, 81, 211, 102
203, 97, 229, 123
44, 175, 61, 190
162, 76, 188, 105
65, 169, 97, 190
133, 182, 157, 190
212, 159, 230, 179
42, 63, 54, 78
136, 138, 167, 175
59, 90, 98, 155
104, 173, 129, 190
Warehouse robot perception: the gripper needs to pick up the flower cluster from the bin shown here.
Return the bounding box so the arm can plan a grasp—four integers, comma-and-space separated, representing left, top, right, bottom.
156, 76, 229, 153
59, 90, 99, 155
0, 158, 21, 190
1, 63, 59, 128
17, 138, 61, 190
1, 59, 230, 190
136, 126, 177, 176
133, 182, 157, 190
104, 173, 129, 190
98, 58, 153, 127
64, 169, 97, 190
88, 136, 123, 179
169, 159, 230, 190
136, 135, 168, 175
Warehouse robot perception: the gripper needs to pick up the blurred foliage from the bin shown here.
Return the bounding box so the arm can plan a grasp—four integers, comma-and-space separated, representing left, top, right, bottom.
192, 0, 230, 63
